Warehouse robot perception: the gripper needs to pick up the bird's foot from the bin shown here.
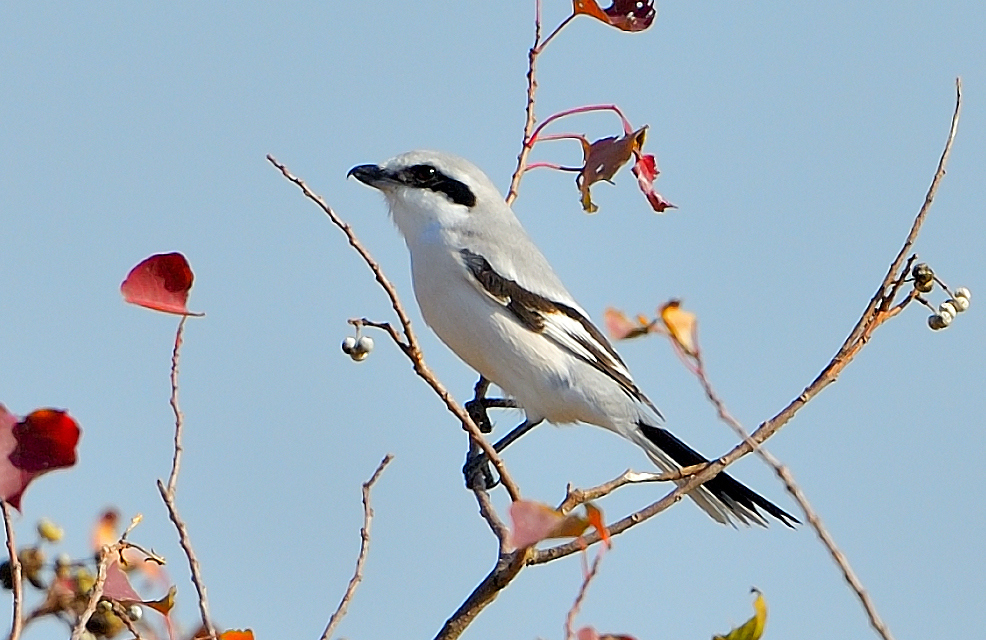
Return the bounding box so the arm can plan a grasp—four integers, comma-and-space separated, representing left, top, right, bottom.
463, 450, 498, 491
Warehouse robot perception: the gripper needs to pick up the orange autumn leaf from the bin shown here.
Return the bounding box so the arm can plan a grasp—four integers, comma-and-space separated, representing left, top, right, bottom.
219, 630, 255, 640
660, 300, 699, 357
583, 503, 611, 547
144, 584, 177, 616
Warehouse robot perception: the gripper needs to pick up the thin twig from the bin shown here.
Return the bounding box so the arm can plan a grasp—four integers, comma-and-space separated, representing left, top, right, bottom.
563, 550, 604, 640
557, 465, 706, 514
267, 156, 419, 350
836, 78, 961, 360
69, 546, 111, 640
473, 488, 511, 553
775, 465, 894, 640
2, 501, 23, 640
157, 482, 215, 640
267, 157, 522, 502
157, 316, 217, 640
166, 316, 187, 495
110, 601, 145, 639
321, 454, 394, 640
692, 358, 894, 640
506, 0, 545, 205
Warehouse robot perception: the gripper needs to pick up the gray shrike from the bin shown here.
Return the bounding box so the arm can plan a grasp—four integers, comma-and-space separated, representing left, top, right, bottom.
349, 150, 796, 527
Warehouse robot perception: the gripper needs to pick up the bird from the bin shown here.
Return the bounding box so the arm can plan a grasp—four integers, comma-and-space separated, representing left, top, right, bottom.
348, 150, 797, 527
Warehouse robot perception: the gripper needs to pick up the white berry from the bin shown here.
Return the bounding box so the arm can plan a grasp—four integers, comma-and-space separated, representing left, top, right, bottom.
951, 296, 970, 312
341, 336, 357, 355
356, 335, 374, 353
928, 314, 948, 330
939, 301, 957, 318
954, 287, 971, 302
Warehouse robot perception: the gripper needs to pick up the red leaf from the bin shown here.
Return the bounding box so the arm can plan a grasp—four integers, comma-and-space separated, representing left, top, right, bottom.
121, 253, 201, 316
0, 406, 81, 510
573, 0, 656, 32
631, 154, 675, 213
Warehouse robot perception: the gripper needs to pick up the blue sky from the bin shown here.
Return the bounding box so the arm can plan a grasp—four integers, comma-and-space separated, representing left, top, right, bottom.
2, 2, 984, 639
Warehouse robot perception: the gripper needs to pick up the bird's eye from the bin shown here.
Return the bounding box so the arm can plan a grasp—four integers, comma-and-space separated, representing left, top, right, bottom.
405, 164, 437, 184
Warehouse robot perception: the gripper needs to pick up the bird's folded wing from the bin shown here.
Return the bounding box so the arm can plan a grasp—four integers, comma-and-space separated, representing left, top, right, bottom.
458, 248, 662, 419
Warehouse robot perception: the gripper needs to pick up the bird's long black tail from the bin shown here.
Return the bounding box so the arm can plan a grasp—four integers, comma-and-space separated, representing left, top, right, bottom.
637, 422, 798, 527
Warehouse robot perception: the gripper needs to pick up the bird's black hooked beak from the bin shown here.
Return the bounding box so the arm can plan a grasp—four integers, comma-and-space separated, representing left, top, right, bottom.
347, 164, 388, 187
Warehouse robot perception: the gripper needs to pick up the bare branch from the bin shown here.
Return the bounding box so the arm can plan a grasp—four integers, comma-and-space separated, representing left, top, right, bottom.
157, 316, 217, 640
775, 464, 895, 640
166, 316, 187, 495
321, 454, 394, 640
506, 0, 544, 205
2, 501, 23, 640
472, 488, 511, 553
433, 550, 530, 640
266, 155, 419, 350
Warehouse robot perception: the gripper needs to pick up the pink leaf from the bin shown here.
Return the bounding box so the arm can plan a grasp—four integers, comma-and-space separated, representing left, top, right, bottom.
121, 253, 202, 316
603, 308, 654, 340
508, 500, 567, 549
103, 561, 142, 602
0, 406, 81, 510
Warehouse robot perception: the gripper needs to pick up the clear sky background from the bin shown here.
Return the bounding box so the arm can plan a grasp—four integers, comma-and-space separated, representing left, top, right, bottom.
2, 2, 984, 639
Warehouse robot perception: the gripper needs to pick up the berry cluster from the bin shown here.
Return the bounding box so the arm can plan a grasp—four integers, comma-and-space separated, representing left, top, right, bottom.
912, 263, 971, 331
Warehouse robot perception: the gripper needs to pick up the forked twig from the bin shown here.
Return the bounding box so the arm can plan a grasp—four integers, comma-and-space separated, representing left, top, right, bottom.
321, 454, 394, 640
157, 316, 217, 640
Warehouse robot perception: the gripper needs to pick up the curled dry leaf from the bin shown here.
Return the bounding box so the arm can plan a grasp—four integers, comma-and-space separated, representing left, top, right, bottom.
0, 405, 81, 510
121, 252, 202, 316
572, 0, 656, 32
577, 127, 647, 213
